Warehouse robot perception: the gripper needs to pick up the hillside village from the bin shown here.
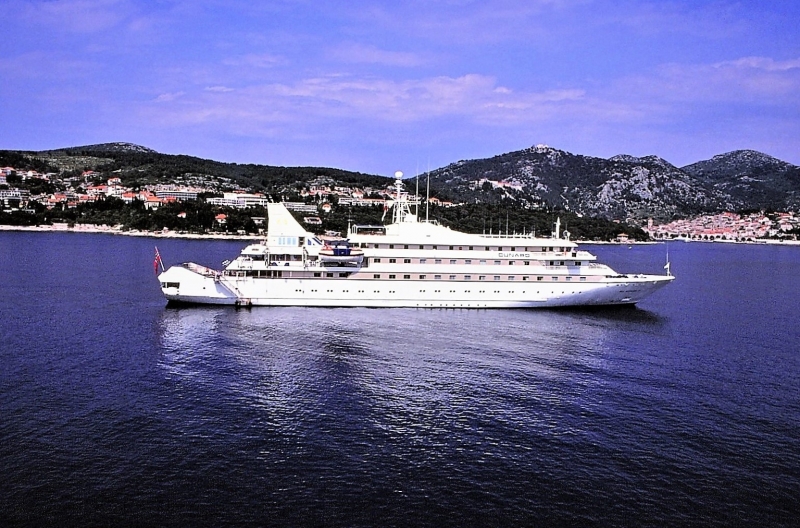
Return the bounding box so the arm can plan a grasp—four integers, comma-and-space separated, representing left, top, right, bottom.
1, 160, 798, 242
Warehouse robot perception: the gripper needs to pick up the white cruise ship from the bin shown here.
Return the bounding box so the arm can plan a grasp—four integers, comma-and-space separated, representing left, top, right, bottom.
157, 175, 673, 308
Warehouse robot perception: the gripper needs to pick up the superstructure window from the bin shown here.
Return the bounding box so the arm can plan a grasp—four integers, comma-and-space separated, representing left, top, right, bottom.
373, 274, 381, 279
464, 275, 471, 280
404, 274, 411, 279
419, 274, 426, 279
435, 259, 442, 264
404, 259, 411, 264
509, 276, 515, 281
449, 275, 456, 280
389, 274, 396, 279
434, 274, 441, 280
420, 258, 427, 264
373, 258, 381, 263
389, 244, 394, 249
494, 276, 500, 281
479, 275, 486, 281
389, 258, 396, 263
465, 259, 472, 264
450, 259, 457, 264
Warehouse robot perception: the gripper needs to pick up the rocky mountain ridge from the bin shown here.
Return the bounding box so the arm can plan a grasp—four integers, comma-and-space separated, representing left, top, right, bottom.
422, 145, 799, 221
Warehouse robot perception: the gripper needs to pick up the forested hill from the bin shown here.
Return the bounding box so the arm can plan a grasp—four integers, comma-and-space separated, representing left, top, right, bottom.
1, 142, 392, 192
2, 142, 798, 225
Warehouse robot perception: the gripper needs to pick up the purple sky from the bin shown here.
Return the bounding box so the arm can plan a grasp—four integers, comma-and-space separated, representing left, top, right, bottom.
2, 0, 799, 176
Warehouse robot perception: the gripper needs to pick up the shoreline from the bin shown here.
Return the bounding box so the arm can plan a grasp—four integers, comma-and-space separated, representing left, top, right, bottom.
0, 223, 263, 240
2, 223, 798, 245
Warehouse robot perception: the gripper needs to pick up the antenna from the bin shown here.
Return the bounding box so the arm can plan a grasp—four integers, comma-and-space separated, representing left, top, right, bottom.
425, 163, 430, 223
415, 163, 419, 218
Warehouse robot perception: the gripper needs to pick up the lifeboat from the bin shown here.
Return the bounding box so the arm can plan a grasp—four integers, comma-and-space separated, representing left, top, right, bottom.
318, 241, 364, 263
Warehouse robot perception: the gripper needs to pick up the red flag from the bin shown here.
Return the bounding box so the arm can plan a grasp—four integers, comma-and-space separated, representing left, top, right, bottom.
154, 246, 163, 274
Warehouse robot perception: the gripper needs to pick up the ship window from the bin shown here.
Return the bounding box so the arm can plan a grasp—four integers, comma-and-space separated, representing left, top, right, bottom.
465, 259, 472, 264
339, 272, 349, 277
373, 274, 381, 279
494, 261, 501, 265
509, 276, 515, 280
163, 282, 180, 288
549, 261, 555, 266
373, 244, 379, 248
537, 276, 543, 281
524, 261, 530, 266
480, 260, 486, 265
479, 275, 486, 281
575, 261, 581, 266
580, 277, 587, 282
374, 258, 381, 263
509, 261, 515, 265
434, 275, 442, 280
435, 259, 442, 264
511, 247, 515, 251
464, 275, 471, 280
420, 274, 426, 279
389, 244, 394, 249
389, 274, 396, 279
326, 273, 333, 277
560, 261, 565, 266
404, 259, 411, 264
389, 258, 396, 263
404, 244, 409, 249
469, 246, 473, 250
432, 245, 438, 250
552, 277, 558, 281
523, 276, 529, 281
313, 272, 321, 277
450, 259, 456, 264
404, 274, 411, 279
418, 245, 424, 249
449, 275, 456, 280
459, 246, 463, 250
494, 276, 500, 281
566, 276, 572, 281
449, 246, 454, 250
420, 258, 427, 264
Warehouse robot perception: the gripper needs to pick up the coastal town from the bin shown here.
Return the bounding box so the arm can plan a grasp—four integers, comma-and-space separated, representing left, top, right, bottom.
1, 164, 798, 242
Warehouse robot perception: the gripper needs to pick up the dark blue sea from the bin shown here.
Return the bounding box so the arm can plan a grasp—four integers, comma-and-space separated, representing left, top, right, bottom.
1, 232, 799, 527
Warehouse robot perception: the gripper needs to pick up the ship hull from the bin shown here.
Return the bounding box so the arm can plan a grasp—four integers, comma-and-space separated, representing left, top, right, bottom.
159, 264, 673, 308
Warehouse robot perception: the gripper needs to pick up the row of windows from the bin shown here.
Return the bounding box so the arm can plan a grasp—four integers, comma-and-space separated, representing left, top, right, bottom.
225, 270, 588, 282
372, 274, 588, 282
371, 258, 582, 266
359, 243, 573, 252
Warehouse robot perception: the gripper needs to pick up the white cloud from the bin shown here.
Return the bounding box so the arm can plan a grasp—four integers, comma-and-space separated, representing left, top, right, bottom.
205, 86, 235, 93
17, 0, 134, 34
155, 91, 186, 102
328, 44, 427, 67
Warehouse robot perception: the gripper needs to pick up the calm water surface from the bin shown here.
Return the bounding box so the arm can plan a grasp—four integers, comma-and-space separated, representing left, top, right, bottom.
1, 233, 798, 526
